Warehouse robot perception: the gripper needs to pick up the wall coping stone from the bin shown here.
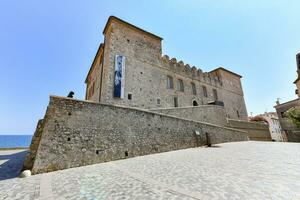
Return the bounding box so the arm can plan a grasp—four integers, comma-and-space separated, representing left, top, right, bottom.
228, 119, 269, 127
149, 105, 225, 111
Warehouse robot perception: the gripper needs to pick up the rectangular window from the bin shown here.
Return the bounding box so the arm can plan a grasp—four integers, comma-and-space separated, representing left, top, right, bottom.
177, 79, 184, 92
157, 98, 161, 105
174, 97, 178, 107
202, 86, 208, 97
167, 75, 174, 89
213, 89, 218, 100
128, 93, 132, 100
191, 82, 196, 95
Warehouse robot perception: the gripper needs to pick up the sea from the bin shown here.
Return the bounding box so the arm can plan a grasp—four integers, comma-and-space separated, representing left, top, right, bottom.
0, 135, 32, 148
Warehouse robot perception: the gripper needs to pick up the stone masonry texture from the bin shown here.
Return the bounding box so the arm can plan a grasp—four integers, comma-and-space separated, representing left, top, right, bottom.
150, 105, 227, 126
226, 119, 272, 141
23, 119, 44, 170
150, 106, 272, 141
29, 96, 248, 174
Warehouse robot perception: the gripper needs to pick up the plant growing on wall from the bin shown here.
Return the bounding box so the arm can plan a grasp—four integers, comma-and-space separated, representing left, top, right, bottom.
285, 107, 300, 127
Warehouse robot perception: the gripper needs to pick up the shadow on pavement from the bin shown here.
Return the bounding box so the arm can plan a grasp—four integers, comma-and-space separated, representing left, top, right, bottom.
0, 150, 28, 181
207, 145, 221, 148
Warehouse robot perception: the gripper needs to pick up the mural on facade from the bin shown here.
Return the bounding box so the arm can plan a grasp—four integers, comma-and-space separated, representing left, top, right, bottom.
114, 55, 125, 98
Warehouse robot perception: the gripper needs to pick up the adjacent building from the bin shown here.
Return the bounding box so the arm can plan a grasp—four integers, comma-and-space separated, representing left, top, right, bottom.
274, 53, 300, 142
258, 112, 286, 142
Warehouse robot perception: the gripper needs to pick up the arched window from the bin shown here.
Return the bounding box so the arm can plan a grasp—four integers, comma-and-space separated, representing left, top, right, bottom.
193, 100, 198, 106
202, 86, 208, 97
174, 97, 179, 107
237, 110, 240, 118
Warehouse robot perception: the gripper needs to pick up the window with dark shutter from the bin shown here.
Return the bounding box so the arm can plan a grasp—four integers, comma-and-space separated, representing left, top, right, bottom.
174, 97, 178, 107
167, 76, 174, 89
213, 89, 218, 100
202, 86, 208, 97
177, 79, 184, 92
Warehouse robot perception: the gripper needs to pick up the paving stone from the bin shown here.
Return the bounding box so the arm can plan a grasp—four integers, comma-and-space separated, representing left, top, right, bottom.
0, 141, 300, 199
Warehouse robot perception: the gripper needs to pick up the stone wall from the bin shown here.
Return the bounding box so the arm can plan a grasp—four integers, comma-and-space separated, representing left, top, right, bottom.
23, 119, 44, 170
284, 131, 300, 142
28, 96, 248, 174
226, 119, 271, 141
150, 105, 227, 126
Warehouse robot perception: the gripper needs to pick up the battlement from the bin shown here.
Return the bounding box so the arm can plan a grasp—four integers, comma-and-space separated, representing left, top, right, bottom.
161, 55, 223, 87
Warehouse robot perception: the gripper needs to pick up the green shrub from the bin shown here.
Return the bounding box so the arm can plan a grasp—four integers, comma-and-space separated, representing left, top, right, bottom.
285, 107, 300, 127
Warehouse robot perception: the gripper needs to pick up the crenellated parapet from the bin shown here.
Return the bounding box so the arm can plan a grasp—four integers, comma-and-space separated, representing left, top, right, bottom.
161, 55, 222, 87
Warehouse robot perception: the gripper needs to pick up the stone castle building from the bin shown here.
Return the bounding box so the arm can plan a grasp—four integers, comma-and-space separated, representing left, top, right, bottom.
85, 16, 248, 121
25, 16, 272, 174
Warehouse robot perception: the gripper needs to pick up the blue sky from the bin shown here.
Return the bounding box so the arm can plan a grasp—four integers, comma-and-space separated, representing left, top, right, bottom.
0, 0, 299, 135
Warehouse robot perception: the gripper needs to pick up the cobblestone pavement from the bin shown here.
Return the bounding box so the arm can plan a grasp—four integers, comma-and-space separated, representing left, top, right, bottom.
0, 141, 300, 200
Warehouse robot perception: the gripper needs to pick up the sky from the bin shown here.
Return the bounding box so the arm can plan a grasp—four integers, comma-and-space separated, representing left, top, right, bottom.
0, 0, 300, 135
